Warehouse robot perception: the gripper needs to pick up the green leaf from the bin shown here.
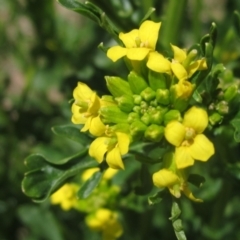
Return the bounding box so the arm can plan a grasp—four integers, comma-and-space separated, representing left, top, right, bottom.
51, 125, 92, 145
233, 11, 240, 38
57, 0, 120, 41
77, 171, 103, 199
169, 201, 181, 221
22, 151, 98, 202
209, 22, 217, 48
134, 153, 162, 165
188, 174, 205, 188
230, 118, 240, 142
170, 200, 187, 240
148, 190, 165, 205
17, 205, 63, 240
57, 0, 101, 24
134, 164, 153, 195
140, 7, 156, 24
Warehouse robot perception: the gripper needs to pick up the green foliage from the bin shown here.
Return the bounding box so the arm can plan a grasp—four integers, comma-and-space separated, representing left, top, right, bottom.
22, 150, 98, 202
2, 0, 240, 239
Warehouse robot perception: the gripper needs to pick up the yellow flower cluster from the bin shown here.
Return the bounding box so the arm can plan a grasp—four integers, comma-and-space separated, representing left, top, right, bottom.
71, 20, 215, 201
85, 208, 123, 240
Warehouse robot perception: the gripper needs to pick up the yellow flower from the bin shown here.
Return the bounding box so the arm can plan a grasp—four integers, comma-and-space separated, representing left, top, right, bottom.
107, 20, 161, 62
147, 44, 207, 79
164, 106, 214, 169
89, 131, 130, 169
152, 152, 202, 202
81, 167, 119, 181
85, 208, 123, 240
71, 82, 105, 136
171, 80, 194, 100
51, 183, 79, 210
170, 44, 207, 81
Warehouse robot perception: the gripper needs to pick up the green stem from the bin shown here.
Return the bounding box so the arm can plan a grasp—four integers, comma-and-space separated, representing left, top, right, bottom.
160, 0, 187, 48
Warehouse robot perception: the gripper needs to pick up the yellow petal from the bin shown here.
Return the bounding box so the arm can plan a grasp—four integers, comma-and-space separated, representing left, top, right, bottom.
116, 132, 130, 155
171, 62, 188, 81
164, 121, 185, 147
175, 146, 195, 169
171, 44, 187, 63
190, 134, 214, 161
81, 117, 91, 132
126, 48, 150, 60
183, 106, 208, 133
147, 52, 171, 73
103, 168, 119, 180
119, 29, 139, 48
182, 185, 203, 202
89, 116, 106, 137
153, 169, 179, 188
106, 147, 124, 169
73, 82, 93, 101
88, 92, 100, 114
71, 104, 86, 124
188, 59, 208, 78
139, 20, 161, 49
107, 46, 127, 62
89, 137, 109, 163
173, 81, 194, 99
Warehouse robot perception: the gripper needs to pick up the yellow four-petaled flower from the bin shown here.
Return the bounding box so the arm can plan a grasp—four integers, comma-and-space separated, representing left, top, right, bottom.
164, 106, 215, 169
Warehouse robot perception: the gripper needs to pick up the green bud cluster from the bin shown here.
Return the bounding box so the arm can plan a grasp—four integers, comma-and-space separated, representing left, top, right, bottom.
102, 71, 189, 143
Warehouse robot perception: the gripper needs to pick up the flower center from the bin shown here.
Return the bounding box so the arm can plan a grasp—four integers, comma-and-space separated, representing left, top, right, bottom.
135, 37, 149, 48
185, 127, 195, 140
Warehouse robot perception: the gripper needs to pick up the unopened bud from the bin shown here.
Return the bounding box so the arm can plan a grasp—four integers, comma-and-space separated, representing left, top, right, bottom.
156, 89, 170, 105
182, 49, 198, 68
163, 110, 182, 125
144, 124, 164, 142
141, 113, 151, 125
223, 84, 238, 102
115, 95, 134, 113
127, 112, 140, 123
100, 106, 128, 123
105, 76, 132, 97
150, 108, 167, 125
209, 112, 223, 125
216, 100, 229, 115
133, 95, 142, 105
128, 71, 148, 94
130, 120, 147, 140
141, 87, 156, 102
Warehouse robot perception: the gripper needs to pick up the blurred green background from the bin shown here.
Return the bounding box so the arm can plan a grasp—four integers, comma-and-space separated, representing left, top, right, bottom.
1, 0, 240, 239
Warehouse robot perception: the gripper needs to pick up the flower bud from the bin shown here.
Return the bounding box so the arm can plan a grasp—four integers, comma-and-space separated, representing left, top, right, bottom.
100, 106, 128, 123
223, 84, 238, 102
182, 49, 198, 68
156, 89, 170, 105
209, 112, 223, 125
150, 108, 168, 125
148, 70, 167, 90
115, 95, 134, 113
130, 120, 147, 140
128, 71, 148, 94
163, 110, 182, 125
216, 100, 229, 115
133, 95, 142, 105
144, 124, 164, 142
105, 76, 132, 97
127, 112, 140, 123
141, 113, 151, 125
140, 87, 156, 102
111, 123, 130, 133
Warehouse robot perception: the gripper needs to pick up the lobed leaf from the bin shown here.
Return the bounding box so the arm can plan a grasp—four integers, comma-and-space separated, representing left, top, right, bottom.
22, 151, 98, 202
